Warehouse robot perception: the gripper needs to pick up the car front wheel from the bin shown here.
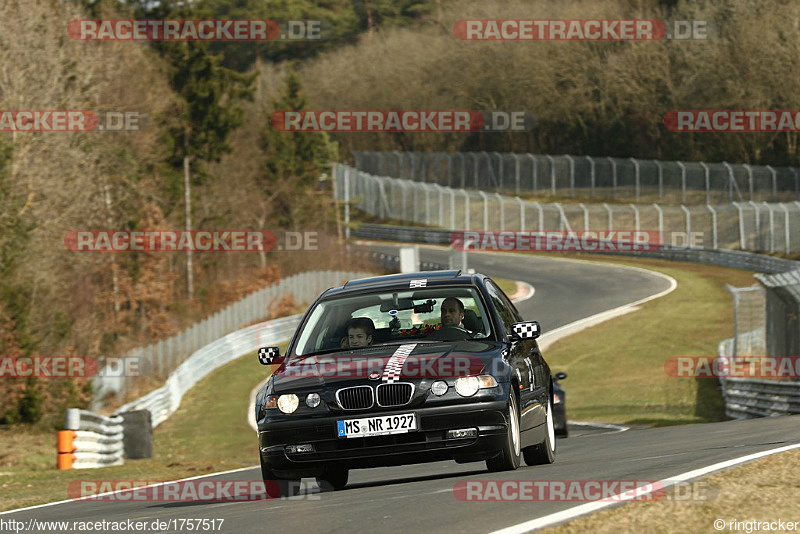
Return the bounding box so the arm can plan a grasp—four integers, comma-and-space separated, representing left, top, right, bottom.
523, 396, 556, 466
486, 391, 522, 472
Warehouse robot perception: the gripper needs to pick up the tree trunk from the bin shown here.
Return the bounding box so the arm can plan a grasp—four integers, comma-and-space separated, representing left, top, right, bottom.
103, 182, 120, 315
183, 147, 194, 301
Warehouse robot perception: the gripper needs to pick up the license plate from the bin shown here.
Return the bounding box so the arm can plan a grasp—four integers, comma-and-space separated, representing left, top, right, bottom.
336, 413, 417, 438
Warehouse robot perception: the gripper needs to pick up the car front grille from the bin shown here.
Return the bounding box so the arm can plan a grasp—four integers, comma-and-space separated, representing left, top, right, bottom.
376, 383, 414, 407
336, 386, 374, 410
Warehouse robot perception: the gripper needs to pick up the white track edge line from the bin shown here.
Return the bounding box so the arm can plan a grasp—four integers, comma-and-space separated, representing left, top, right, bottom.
489, 442, 800, 534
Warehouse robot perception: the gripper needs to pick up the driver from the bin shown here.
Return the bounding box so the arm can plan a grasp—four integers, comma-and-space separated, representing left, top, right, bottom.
440, 297, 465, 328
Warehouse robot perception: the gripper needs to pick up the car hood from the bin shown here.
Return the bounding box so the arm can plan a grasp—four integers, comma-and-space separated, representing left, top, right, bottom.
271, 340, 505, 392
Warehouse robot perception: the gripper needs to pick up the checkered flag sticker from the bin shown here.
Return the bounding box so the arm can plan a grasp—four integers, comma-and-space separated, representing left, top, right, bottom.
382, 344, 417, 383
409, 279, 427, 288
258, 346, 280, 365
512, 321, 540, 340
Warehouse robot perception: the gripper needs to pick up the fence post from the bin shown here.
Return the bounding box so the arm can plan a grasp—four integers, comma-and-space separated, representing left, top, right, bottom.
653, 203, 664, 242
699, 162, 710, 204
513, 154, 521, 195
456, 153, 465, 188
677, 161, 687, 203
493, 152, 503, 190
471, 153, 479, 189
631, 158, 640, 202
462, 190, 471, 231
479, 191, 489, 229
744, 164, 754, 200
781, 203, 791, 253
603, 203, 613, 230
607, 157, 617, 200
732, 202, 746, 250
450, 188, 457, 230
579, 203, 589, 230
767, 165, 777, 201
495, 193, 505, 231
516, 197, 525, 231
532, 201, 544, 230
528, 154, 538, 193
566, 155, 575, 197
681, 205, 691, 237
588, 156, 596, 198
707, 205, 718, 249
763, 202, 776, 253
554, 203, 571, 231
546, 155, 556, 196
629, 203, 640, 232
655, 160, 663, 201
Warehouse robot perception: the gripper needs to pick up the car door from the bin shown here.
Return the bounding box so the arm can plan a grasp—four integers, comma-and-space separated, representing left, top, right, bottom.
484, 280, 542, 433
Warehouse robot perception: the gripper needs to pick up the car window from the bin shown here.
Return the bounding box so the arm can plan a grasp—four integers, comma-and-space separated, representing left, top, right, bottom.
292, 286, 493, 356
485, 280, 518, 337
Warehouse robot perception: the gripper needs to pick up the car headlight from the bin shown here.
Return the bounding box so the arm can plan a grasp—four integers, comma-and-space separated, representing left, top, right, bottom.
455, 375, 498, 397
431, 380, 448, 396
305, 393, 321, 408
277, 394, 299, 414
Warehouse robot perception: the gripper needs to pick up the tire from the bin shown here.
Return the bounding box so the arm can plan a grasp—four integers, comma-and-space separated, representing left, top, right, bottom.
316, 468, 349, 491
523, 397, 556, 466
486, 391, 522, 472
260, 455, 301, 497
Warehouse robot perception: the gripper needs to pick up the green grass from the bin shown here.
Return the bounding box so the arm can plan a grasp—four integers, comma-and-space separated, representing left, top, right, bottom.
543, 256, 756, 426
0, 257, 757, 510
0, 346, 280, 512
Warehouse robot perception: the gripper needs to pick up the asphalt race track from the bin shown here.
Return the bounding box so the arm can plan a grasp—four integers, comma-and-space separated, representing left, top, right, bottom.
6, 248, 800, 533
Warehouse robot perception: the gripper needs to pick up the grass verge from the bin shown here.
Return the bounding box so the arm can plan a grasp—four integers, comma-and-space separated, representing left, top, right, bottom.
547, 448, 800, 533
0, 346, 276, 513
0, 254, 761, 512
542, 254, 755, 426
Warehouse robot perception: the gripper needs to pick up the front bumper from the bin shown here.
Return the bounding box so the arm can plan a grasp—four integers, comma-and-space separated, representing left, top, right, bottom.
259, 400, 509, 477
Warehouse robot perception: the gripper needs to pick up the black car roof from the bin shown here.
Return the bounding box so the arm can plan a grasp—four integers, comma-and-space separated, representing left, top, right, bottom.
322, 270, 485, 298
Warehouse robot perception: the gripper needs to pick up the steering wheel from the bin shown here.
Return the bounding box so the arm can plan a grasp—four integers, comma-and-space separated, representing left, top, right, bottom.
425, 325, 473, 341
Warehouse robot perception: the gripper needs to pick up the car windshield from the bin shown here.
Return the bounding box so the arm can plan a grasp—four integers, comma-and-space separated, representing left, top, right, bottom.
292, 286, 492, 356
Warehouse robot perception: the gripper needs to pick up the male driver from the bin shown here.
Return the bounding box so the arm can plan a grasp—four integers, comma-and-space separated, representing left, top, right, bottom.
347, 317, 375, 347
440, 297, 465, 327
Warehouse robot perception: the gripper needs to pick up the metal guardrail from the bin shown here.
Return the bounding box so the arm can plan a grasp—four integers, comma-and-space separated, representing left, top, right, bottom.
111, 271, 372, 428
352, 150, 800, 204
718, 339, 800, 419
354, 221, 800, 419
58, 409, 124, 469
352, 223, 800, 275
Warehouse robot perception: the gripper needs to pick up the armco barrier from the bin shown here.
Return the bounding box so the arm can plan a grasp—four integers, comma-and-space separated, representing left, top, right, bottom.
58, 409, 124, 470
353, 221, 800, 419
352, 223, 800, 275
718, 338, 800, 419
112, 271, 372, 428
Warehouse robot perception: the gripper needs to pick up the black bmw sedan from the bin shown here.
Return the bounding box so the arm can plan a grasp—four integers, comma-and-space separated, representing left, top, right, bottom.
254, 270, 557, 495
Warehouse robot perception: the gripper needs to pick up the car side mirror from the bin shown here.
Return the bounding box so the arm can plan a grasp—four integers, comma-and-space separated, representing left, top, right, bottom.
555, 371, 568, 380
510, 321, 541, 340
258, 346, 284, 366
